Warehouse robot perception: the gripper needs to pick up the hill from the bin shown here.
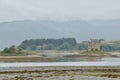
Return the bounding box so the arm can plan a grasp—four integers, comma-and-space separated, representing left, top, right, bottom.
0, 19, 120, 49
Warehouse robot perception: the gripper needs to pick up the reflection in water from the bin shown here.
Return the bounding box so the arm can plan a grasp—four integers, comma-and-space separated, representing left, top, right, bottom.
55, 57, 120, 62
101, 57, 120, 62
56, 57, 101, 62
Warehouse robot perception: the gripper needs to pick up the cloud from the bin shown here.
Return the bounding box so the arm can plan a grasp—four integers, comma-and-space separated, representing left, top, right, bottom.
0, 0, 120, 22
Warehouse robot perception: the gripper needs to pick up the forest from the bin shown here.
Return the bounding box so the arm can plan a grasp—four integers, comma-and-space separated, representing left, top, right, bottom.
18, 38, 120, 52
19, 38, 77, 50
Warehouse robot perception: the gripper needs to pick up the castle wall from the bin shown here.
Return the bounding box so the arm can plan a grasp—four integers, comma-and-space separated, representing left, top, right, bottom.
88, 39, 101, 51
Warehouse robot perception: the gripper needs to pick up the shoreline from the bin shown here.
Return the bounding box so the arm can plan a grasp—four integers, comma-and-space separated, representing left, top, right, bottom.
0, 66, 120, 80
0, 66, 120, 71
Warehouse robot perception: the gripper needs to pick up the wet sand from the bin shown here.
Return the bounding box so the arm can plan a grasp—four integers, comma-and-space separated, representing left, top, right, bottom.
0, 66, 120, 80
0, 55, 58, 62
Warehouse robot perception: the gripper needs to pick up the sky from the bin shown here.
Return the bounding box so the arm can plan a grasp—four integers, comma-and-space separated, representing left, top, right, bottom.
0, 0, 120, 22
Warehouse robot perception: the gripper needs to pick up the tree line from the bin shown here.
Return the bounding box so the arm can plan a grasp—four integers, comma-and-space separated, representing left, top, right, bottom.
19, 38, 77, 50
1, 38, 117, 52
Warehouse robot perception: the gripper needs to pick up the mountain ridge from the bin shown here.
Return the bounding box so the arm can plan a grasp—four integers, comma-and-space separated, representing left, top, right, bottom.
0, 19, 120, 49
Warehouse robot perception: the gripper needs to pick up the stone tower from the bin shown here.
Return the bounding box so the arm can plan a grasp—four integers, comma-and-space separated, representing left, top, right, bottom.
88, 39, 101, 51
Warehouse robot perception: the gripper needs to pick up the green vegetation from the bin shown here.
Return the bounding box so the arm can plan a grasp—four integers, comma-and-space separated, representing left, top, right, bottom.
82, 50, 107, 54
77, 43, 88, 50
18, 38, 120, 52
76, 41, 120, 52
101, 42, 120, 52
1, 45, 23, 54
80, 50, 110, 57
19, 38, 77, 50
0, 45, 35, 55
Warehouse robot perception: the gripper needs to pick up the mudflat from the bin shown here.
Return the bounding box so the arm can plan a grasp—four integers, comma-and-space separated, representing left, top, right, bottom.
0, 66, 120, 80
0, 55, 57, 62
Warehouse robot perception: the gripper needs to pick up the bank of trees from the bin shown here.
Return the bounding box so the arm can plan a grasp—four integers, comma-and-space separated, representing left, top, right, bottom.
18, 38, 120, 52
101, 44, 120, 52
19, 38, 77, 50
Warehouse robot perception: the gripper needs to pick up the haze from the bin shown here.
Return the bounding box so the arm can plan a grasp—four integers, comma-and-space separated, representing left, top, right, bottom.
0, 0, 120, 49
0, 0, 120, 22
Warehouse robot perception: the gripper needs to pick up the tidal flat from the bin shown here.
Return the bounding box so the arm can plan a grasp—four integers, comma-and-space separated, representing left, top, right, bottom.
0, 66, 120, 80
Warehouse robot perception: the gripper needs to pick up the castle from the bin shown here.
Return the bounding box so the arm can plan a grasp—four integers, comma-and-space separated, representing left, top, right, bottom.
88, 39, 101, 51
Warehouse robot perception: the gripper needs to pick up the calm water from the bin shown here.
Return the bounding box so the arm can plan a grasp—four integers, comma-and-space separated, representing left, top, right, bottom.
0, 62, 120, 67
55, 57, 120, 62
101, 57, 120, 62
0, 57, 120, 67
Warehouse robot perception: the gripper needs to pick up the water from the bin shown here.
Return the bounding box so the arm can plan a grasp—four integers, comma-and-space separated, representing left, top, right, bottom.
101, 57, 120, 62
0, 62, 120, 67
55, 57, 120, 62
0, 57, 120, 67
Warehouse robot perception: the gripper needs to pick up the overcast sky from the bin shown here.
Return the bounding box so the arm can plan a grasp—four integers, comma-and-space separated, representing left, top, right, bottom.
0, 0, 120, 22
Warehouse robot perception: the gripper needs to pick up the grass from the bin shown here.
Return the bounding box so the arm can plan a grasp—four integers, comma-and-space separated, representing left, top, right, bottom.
82, 50, 107, 54
80, 50, 111, 57
0, 50, 36, 56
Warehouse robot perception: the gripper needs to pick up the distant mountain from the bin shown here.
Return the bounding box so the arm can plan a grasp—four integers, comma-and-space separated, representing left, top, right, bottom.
0, 19, 120, 49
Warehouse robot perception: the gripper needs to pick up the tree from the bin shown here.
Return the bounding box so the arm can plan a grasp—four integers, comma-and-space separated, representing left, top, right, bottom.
1, 45, 24, 54
9, 45, 17, 53
1, 48, 10, 53
19, 38, 77, 50
58, 42, 71, 50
